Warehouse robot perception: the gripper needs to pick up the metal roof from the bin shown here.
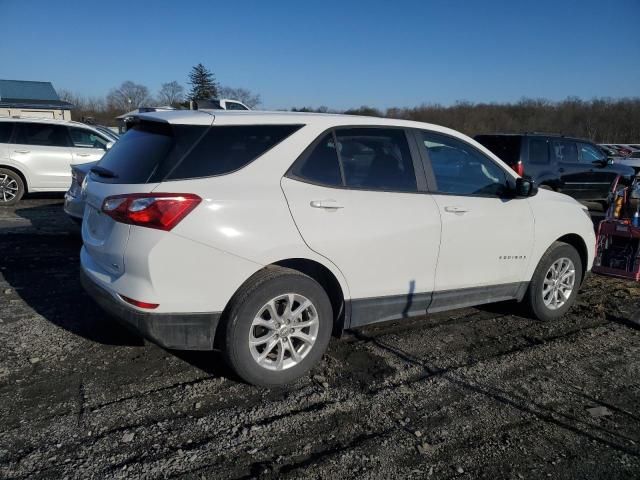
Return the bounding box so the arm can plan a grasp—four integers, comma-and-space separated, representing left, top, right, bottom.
0, 79, 73, 109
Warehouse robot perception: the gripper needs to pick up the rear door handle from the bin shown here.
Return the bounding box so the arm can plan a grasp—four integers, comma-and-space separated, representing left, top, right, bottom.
77, 153, 91, 157
444, 206, 469, 214
14, 149, 30, 154
310, 200, 343, 209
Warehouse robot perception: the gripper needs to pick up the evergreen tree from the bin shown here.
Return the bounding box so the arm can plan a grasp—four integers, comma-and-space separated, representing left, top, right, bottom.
188, 63, 218, 100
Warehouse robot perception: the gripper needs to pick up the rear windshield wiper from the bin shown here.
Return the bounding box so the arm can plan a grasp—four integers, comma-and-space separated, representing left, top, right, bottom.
90, 166, 119, 178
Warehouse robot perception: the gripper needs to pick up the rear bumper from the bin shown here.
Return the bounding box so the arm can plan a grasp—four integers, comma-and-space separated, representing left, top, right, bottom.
64, 192, 85, 221
80, 269, 221, 350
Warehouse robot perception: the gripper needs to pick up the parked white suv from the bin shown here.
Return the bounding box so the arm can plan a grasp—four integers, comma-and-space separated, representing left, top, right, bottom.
0, 117, 114, 205
80, 111, 596, 386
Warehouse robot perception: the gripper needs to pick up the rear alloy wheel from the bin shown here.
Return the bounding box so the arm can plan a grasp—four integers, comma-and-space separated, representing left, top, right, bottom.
524, 242, 582, 321
223, 267, 332, 386
0, 168, 24, 206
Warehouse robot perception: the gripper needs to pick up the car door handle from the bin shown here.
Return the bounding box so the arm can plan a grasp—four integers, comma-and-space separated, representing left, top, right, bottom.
14, 149, 30, 154
310, 200, 343, 209
444, 206, 469, 214
76, 153, 91, 157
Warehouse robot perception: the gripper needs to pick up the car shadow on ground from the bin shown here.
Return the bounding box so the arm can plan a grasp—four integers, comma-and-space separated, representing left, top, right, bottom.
2, 204, 142, 347
2, 202, 236, 379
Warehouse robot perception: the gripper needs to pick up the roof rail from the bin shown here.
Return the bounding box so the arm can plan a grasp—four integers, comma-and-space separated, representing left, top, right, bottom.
524, 131, 564, 136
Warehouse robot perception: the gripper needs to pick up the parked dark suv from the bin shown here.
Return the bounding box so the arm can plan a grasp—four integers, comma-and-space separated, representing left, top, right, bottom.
475, 133, 635, 202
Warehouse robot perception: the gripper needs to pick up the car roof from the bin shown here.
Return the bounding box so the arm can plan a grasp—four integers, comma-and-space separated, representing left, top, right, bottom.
134, 109, 466, 137
0, 116, 103, 130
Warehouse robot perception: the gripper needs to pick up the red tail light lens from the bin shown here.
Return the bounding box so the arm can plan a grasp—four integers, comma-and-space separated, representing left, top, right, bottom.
513, 161, 525, 177
102, 193, 201, 231
120, 295, 159, 309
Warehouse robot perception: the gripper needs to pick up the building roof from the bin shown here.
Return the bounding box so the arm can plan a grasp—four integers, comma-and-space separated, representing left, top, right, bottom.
0, 79, 73, 109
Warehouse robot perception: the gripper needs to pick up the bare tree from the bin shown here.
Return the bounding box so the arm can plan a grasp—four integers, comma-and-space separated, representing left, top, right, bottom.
218, 86, 261, 108
157, 81, 185, 106
106, 81, 151, 112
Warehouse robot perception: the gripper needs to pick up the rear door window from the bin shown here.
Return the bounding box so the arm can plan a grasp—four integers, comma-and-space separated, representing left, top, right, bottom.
0, 122, 14, 143
15, 123, 70, 147
552, 140, 578, 163
289, 133, 342, 186
335, 128, 417, 192
528, 138, 550, 164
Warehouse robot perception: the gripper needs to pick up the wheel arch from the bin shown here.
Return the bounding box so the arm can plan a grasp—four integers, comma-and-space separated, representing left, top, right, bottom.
555, 233, 589, 282
271, 258, 347, 336
0, 164, 29, 193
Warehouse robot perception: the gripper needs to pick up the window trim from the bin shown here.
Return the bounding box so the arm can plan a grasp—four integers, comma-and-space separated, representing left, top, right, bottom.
285, 125, 428, 194
413, 129, 515, 199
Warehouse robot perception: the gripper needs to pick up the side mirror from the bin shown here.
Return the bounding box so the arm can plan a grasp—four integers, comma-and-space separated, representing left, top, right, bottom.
105, 141, 115, 151
515, 177, 538, 197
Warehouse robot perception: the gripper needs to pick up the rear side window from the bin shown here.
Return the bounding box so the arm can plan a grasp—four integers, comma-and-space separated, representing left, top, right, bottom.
475, 135, 521, 165
0, 122, 13, 143
289, 133, 342, 186
552, 140, 578, 163
15, 123, 69, 147
226, 102, 248, 111
528, 138, 550, 164
166, 125, 301, 180
335, 128, 416, 192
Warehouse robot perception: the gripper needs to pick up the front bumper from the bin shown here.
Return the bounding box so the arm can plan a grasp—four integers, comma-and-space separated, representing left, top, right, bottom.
80, 269, 221, 350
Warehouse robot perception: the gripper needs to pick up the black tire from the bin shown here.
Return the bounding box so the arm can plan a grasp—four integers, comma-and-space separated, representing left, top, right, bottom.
0, 168, 25, 206
222, 266, 333, 386
524, 242, 583, 321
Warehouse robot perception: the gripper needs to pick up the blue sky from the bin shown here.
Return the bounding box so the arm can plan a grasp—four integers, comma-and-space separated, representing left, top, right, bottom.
1, 0, 638, 109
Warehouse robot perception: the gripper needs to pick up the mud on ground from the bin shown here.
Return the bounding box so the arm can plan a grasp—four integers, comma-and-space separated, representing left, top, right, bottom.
1, 198, 639, 479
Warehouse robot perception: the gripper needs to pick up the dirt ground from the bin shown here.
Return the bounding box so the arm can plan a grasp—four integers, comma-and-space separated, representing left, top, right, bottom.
1, 197, 639, 480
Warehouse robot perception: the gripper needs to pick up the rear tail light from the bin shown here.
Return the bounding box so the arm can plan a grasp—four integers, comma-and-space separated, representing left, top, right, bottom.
512, 161, 525, 177
102, 193, 201, 231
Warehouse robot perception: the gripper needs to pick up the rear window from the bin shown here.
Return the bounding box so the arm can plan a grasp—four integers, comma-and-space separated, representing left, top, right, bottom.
474, 135, 522, 165
93, 122, 301, 184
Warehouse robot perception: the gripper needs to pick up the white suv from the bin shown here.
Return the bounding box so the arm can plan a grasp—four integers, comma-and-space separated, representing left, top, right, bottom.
0, 117, 114, 205
80, 111, 596, 386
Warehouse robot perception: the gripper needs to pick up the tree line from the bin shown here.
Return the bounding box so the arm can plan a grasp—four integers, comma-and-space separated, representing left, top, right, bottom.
294, 97, 640, 143
59, 63, 262, 125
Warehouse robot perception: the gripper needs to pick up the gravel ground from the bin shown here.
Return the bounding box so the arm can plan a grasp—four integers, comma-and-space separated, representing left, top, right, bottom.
1, 198, 639, 480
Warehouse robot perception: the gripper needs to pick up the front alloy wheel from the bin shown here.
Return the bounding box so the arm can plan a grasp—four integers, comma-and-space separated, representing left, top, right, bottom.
542, 257, 576, 310
0, 169, 24, 205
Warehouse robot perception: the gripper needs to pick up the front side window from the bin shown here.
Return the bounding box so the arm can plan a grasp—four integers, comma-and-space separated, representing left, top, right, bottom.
335, 128, 416, 192
529, 138, 550, 164
578, 142, 605, 163
68, 127, 108, 149
552, 140, 578, 163
420, 131, 508, 196
289, 133, 342, 186
15, 123, 69, 147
